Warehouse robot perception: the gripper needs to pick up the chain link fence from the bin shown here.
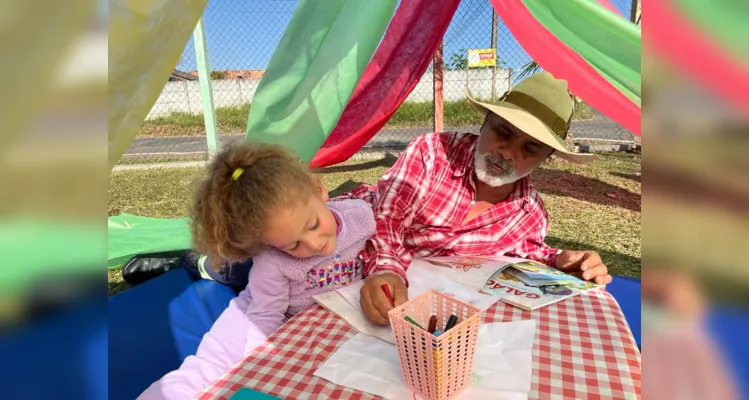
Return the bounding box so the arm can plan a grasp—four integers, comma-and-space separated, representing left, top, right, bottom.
121, 0, 637, 165
123, 0, 295, 165
431, 0, 636, 150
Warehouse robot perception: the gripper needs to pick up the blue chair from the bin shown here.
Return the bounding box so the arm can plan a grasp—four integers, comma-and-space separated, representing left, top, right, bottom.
606, 276, 749, 397
707, 305, 749, 399
108, 268, 237, 400
0, 296, 107, 400
606, 276, 641, 348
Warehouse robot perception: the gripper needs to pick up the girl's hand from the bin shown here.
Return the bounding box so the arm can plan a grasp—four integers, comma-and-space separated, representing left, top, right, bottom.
359, 273, 408, 326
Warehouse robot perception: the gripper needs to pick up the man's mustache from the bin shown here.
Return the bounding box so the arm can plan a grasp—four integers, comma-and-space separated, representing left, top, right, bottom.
484, 153, 514, 175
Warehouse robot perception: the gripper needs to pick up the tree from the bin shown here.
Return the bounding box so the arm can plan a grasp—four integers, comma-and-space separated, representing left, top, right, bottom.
447, 49, 468, 70
210, 70, 226, 80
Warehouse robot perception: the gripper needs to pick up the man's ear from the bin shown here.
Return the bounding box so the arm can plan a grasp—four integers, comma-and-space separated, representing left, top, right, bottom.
315, 177, 329, 202
479, 114, 490, 132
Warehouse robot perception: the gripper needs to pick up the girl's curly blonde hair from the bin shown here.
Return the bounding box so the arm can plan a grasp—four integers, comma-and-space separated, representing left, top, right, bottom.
191, 141, 317, 269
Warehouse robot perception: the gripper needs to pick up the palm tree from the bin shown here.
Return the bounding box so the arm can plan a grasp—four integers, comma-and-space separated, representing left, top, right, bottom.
516, 60, 542, 81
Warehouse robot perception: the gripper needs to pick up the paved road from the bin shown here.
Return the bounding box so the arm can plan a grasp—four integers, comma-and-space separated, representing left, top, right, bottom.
125, 111, 632, 156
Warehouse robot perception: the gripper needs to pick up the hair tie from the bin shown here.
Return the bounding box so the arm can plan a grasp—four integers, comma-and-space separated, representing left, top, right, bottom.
231, 168, 244, 181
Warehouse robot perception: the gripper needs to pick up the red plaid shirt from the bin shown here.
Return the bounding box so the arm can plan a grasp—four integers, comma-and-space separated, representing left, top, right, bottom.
336, 132, 559, 284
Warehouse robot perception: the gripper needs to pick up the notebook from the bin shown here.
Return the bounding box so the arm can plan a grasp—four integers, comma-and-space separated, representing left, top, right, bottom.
228, 387, 281, 400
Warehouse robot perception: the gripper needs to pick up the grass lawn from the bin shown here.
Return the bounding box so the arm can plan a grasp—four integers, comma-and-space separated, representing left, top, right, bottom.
108, 152, 640, 296
139, 99, 594, 137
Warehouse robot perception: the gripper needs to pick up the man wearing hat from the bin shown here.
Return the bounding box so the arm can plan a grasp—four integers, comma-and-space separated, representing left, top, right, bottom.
121, 72, 615, 325
353, 72, 613, 325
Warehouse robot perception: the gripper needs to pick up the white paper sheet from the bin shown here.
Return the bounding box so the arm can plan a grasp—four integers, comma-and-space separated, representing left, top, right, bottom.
313, 257, 516, 344
335, 262, 501, 316
313, 290, 394, 343
411, 256, 527, 290
314, 320, 536, 400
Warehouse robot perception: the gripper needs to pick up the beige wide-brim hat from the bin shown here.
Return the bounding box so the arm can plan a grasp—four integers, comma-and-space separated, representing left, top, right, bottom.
467, 71, 595, 164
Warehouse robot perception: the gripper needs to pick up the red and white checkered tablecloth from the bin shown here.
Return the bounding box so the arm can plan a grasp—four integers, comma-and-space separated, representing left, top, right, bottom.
197, 289, 641, 399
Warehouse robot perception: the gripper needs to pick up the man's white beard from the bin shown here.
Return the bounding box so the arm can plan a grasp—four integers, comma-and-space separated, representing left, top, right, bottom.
474, 148, 530, 187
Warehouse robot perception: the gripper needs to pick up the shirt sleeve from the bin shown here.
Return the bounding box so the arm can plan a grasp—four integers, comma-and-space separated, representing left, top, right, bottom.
504, 194, 560, 267
136, 253, 289, 400
242, 252, 291, 355
137, 281, 257, 398
363, 136, 434, 284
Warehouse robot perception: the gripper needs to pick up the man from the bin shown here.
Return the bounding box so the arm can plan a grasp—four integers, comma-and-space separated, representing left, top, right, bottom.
123, 72, 612, 326
344, 72, 612, 325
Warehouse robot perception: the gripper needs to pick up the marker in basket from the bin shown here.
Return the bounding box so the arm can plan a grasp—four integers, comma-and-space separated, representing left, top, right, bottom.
444, 314, 458, 332
404, 316, 425, 330
380, 284, 395, 308
427, 315, 437, 334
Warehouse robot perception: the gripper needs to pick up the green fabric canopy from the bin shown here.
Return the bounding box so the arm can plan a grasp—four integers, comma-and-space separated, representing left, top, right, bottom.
244, 0, 397, 163
108, 214, 192, 269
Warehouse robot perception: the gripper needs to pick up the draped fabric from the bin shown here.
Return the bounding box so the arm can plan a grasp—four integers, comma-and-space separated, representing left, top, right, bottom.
244, 0, 398, 163
489, 0, 641, 135
648, 0, 749, 109
309, 0, 461, 168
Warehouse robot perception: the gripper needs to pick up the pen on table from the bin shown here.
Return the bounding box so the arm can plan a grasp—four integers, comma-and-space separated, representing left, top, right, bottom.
380, 284, 395, 307
428, 315, 437, 334
444, 314, 458, 331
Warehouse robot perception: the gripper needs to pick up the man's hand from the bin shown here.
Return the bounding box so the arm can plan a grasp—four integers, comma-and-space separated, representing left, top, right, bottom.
555, 250, 612, 285
360, 272, 408, 326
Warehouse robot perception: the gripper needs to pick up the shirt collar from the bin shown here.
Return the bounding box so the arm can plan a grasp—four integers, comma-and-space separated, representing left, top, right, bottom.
514, 177, 532, 212
453, 134, 478, 178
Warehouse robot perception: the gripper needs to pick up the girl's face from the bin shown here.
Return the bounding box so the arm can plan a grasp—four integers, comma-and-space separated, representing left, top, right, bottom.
262, 185, 338, 259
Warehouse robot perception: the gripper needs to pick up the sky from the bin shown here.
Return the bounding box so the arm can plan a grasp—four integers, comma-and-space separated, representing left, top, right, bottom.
177, 0, 632, 78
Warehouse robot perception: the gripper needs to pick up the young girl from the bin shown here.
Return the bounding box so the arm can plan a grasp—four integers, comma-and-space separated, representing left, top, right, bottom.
138, 141, 374, 399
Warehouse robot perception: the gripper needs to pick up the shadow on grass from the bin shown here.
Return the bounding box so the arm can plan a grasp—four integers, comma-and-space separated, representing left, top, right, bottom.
316, 153, 398, 175
545, 236, 641, 278
595, 152, 641, 160
610, 171, 641, 182
533, 168, 641, 212
329, 180, 369, 198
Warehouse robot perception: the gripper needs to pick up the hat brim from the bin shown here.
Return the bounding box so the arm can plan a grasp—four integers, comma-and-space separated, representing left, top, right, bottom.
467, 96, 596, 164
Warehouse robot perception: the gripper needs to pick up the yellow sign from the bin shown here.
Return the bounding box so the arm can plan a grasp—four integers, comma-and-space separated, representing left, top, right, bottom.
467, 49, 496, 68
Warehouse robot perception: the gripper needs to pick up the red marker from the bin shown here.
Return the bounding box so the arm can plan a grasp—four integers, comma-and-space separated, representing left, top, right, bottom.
380, 284, 395, 308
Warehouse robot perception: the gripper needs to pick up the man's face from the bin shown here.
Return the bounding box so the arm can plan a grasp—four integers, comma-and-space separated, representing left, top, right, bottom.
474, 113, 554, 187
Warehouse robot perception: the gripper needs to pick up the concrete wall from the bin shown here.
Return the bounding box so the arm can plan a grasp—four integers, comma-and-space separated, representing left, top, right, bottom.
148, 68, 511, 119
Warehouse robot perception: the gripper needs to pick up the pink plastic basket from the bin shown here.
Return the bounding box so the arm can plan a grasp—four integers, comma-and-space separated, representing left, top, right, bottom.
388, 290, 481, 400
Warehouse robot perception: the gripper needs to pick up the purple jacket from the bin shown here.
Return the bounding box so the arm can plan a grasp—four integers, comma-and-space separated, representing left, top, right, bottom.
138, 199, 374, 399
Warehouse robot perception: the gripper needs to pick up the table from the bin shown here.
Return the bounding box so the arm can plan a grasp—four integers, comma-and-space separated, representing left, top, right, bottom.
198, 289, 641, 399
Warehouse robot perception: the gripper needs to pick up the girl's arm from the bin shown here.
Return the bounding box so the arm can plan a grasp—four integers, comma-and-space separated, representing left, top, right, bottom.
241, 251, 290, 355
137, 253, 289, 399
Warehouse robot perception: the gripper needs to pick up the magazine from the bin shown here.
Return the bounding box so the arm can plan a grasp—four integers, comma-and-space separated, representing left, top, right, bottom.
480, 260, 603, 311
505, 260, 582, 287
